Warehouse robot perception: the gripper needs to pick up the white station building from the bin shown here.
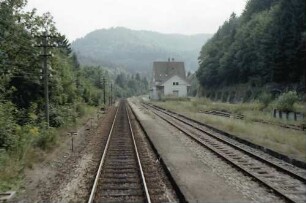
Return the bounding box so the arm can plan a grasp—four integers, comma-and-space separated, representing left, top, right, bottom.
150, 59, 190, 100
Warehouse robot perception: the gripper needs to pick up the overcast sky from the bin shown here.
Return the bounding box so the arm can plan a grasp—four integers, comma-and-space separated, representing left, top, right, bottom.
25, 0, 247, 41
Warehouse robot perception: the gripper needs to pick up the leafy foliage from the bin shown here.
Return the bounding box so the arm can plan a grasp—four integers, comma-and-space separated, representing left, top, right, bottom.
0, 0, 156, 192
196, 0, 305, 88
0, 102, 17, 150
275, 91, 298, 112
257, 92, 273, 108
0, 1, 124, 191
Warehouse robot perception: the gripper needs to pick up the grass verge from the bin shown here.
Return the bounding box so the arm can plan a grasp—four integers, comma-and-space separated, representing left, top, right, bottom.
0, 104, 98, 193
150, 99, 306, 162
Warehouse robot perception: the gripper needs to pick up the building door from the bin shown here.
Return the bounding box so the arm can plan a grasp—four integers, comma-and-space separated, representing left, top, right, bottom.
173, 90, 179, 97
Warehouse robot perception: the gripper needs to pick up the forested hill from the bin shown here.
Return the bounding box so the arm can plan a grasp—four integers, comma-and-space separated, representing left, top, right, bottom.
71, 27, 211, 74
196, 0, 306, 90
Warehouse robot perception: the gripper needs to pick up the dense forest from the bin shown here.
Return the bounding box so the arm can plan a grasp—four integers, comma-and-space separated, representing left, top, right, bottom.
0, 0, 110, 146
0, 0, 148, 190
72, 27, 212, 74
196, 0, 305, 92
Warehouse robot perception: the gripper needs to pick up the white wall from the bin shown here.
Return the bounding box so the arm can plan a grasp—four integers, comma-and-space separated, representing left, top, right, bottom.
150, 87, 156, 100
150, 86, 163, 100
163, 75, 188, 97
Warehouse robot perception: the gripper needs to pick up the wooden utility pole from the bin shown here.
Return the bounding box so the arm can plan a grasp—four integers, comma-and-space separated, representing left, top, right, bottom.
108, 83, 113, 106
36, 31, 60, 127
103, 77, 106, 105
42, 32, 49, 127
109, 83, 112, 105
37, 31, 53, 127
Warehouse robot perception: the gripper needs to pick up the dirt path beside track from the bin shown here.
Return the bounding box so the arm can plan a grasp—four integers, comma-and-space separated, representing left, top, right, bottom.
14, 107, 116, 202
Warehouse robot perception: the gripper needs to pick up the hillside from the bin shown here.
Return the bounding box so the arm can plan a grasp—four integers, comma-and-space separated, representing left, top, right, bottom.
71, 27, 211, 74
197, 0, 305, 92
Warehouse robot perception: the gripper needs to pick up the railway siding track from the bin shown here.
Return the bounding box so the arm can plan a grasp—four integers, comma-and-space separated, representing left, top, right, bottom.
143, 103, 306, 203
148, 104, 306, 178
199, 109, 304, 131
147, 104, 306, 174
88, 101, 180, 203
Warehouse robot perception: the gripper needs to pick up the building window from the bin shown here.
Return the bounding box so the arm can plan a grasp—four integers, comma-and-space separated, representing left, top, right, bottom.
173, 90, 179, 96
173, 82, 179, 86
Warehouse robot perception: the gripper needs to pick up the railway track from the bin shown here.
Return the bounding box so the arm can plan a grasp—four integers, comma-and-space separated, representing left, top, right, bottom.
88, 101, 180, 203
198, 109, 304, 131
142, 103, 306, 203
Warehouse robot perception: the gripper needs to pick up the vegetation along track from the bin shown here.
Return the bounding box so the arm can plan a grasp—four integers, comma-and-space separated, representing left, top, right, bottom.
88, 100, 180, 203
198, 109, 304, 131
142, 103, 306, 203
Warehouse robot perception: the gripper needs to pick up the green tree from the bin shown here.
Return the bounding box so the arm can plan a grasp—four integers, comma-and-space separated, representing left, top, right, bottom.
196, 0, 305, 90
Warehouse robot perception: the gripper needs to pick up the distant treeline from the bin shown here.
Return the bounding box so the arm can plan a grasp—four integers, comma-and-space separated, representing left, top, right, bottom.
196, 0, 306, 89
71, 27, 212, 74
115, 72, 149, 98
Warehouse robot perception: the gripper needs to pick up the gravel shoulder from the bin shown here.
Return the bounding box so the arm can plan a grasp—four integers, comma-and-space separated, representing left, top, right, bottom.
129, 99, 284, 203
13, 106, 117, 202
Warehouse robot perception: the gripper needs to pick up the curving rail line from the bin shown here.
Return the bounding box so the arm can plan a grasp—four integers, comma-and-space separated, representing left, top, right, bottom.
88, 101, 151, 203
143, 103, 306, 203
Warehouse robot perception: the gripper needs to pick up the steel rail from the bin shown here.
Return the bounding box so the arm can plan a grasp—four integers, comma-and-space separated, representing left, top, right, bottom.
128, 102, 187, 203
146, 103, 306, 183
126, 106, 152, 203
88, 107, 119, 203
88, 102, 152, 203
143, 103, 306, 203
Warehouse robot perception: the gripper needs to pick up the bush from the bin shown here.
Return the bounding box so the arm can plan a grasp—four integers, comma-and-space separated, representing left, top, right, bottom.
0, 102, 18, 150
0, 151, 10, 173
163, 96, 190, 101
258, 92, 273, 108
0, 150, 20, 191
243, 90, 253, 102
275, 91, 299, 112
49, 105, 78, 127
222, 91, 229, 102
76, 103, 86, 117
34, 127, 57, 150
